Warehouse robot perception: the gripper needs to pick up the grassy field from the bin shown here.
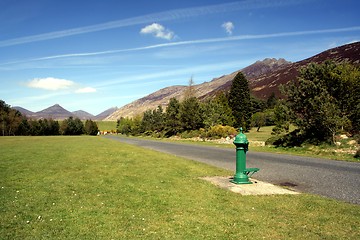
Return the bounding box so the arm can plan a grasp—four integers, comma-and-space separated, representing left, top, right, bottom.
1, 136, 359, 239
96, 121, 117, 132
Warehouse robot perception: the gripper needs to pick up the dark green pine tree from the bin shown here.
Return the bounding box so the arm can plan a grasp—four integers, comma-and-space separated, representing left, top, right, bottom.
165, 98, 182, 135
228, 72, 252, 131
179, 97, 203, 131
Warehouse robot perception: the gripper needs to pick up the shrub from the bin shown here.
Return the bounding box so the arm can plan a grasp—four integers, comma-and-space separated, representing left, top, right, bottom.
355, 148, 360, 159
206, 125, 237, 139
179, 130, 201, 139
266, 129, 305, 147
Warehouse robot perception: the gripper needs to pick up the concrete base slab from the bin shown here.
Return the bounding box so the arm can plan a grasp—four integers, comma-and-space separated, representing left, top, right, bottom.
201, 176, 300, 195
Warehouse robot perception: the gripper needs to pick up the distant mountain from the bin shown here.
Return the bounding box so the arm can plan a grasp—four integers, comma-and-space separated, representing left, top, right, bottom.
12, 106, 34, 116
242, 58, 291, 79
72, 110, 94, 120
105, 42, 360, 121
248, 42, 360, 99
12, 104, 118, 120
94, 107, 118, 120
34, 104, 75, 120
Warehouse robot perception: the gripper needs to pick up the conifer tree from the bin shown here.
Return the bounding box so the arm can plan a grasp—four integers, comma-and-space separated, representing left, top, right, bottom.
179, 97, 203, 131
228, 72, 252, 131
165, 98, 181, 135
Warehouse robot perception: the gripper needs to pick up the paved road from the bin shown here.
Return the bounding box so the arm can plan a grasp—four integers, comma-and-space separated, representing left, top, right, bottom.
104, 135, 360, 205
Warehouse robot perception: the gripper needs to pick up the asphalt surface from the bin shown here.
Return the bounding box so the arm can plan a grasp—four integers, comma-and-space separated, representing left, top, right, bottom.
104, 135, 360, 205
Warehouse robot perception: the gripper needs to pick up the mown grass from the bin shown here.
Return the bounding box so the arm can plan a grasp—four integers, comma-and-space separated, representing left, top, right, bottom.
1, 136, 359, 239
96, 121, 117, 132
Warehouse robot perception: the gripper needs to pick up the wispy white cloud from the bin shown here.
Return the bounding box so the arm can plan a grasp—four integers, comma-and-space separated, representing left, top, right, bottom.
26, 77, 75, 90
222, 22, 234, 35
75, 87, 97, 93
140, 23, 175, 40
3, 25, 359, 67
0, 0, 311, 47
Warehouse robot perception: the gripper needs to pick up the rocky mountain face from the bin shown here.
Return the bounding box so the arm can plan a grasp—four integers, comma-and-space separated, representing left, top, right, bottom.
106, 42, 360, 120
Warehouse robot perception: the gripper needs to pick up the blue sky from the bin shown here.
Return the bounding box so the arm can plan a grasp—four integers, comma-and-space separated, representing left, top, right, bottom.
1, 0, 359, 115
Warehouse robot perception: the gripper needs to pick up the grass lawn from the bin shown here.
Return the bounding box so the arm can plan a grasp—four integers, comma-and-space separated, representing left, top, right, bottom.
1, 136, 359, 239
96, 121, 117, 132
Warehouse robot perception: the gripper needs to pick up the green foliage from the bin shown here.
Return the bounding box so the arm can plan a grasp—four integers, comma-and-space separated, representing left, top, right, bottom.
164, 98, 181, 136
251, 112, 266, 132
117, 117, 135, 136
355, 148, 360, 159
271, 100, 291, 135
179, 129, 202, 139
84, 119, 99, 135
266, 92, 278, 109
266, 129, 305, 147
263, 109, 276, 126
250, 96, 266, 113
60, 117, 84, 135
179, 97, 204, 131
28, 119, 60, 136
205, 125, 237, 139
228, 72, 252, 131
141, 106, 165, 133
1, 100, 60, 136
0, 100, 23, 136
0, 100, 103, 136
202, 92, 235, 128
282, 61, 360, 144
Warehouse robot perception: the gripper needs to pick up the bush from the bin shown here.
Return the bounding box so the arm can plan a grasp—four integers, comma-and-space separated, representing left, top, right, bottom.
355, 148, 360, 159
150, 131, 165, 138
179, 130, 201, 139
265, 129, 305, 147
354, 134, 360, 144
206, 125, 237, 139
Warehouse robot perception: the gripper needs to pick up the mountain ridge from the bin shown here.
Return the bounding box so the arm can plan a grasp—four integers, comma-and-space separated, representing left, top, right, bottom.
106, 41, 360, 121
13, 104, 118, 120
105, 58, 292, 120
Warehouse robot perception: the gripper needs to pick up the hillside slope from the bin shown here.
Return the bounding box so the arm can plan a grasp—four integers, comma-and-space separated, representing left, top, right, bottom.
106, 58, 290, 120
106, 42, 360, 120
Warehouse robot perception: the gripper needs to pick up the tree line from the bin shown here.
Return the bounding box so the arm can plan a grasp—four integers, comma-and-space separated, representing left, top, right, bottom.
117, 61, 360, 147
0, 101, 99, 136
2, 61, 358, 146
117, 72, 276, 138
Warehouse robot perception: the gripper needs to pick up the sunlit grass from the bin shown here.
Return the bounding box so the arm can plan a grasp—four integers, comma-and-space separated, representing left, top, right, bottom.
1, 136, 359, 239
96, 121, 117, 132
